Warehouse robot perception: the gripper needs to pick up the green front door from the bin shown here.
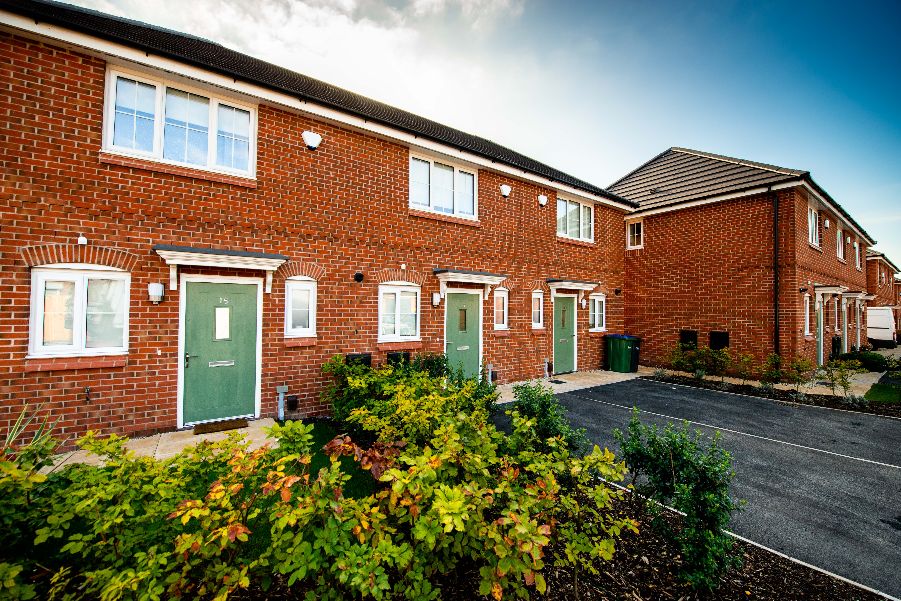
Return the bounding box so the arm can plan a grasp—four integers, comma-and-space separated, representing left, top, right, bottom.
553, 296, 576, 374
445, 292, 480, 379
183, 282, 258, 424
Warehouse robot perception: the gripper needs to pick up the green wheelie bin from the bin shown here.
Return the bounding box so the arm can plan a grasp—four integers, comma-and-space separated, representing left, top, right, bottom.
605, 334, 641, 373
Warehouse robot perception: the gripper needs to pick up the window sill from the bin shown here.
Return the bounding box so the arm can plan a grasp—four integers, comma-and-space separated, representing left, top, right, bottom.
626, 245, 644, 251
808, 243, 823, 253
588, 328, 607, 334
557, 236, 595, 248
100, 152, 257, 188
24, 354, 128, 372
377, 340, 423, 351
493, 329, 511, 337
284, 337, 317, 348
838, 258, 847, 264
408, 208, 480, 227
530, 327, 546, 335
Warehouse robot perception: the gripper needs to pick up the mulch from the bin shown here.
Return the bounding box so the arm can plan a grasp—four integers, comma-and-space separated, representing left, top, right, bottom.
645, 374, 901, 418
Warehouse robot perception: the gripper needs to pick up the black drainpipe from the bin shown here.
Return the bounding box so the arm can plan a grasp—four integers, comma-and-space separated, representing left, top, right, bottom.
771, 187, 781, 356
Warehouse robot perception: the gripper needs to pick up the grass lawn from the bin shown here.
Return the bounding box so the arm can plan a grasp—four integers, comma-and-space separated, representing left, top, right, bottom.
306, 420, 376, 498
864, 383, 901, 404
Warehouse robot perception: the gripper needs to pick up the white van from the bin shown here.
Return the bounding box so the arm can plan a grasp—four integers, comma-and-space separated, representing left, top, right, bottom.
867, 306, 897, 349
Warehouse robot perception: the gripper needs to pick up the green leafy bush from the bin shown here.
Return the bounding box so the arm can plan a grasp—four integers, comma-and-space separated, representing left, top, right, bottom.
733, 352, 756, 385
759, 353, 783, 385
2, 371, 633, 600
783, 357, 815, 392
668, 345, 731, 381
818, 359, 864, 397
510, 382, 589, 454
614, 411, 740, 590
838, 351, 889, 373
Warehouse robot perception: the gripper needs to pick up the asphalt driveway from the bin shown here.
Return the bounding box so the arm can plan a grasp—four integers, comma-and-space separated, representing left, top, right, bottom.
550, 378, 901, 598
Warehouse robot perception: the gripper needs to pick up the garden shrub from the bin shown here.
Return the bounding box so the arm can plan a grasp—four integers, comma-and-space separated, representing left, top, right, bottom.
2, 371, 634, 600
759, 353, 783, 385
838, 351, 889, 373
668, 345, 731, 381
818, 359, 864, 397
733, 352, 756, 385
614, 411, 741, 590
510, 382, 589, 454
783, 357, 815, 392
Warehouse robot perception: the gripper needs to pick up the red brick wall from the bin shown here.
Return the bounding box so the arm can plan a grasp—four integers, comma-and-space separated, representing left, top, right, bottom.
623, 192, 783, 367
0, 34, 626, 445
867, 258, 896, 307
790, 189, 869, 361
623, 187, 869, 368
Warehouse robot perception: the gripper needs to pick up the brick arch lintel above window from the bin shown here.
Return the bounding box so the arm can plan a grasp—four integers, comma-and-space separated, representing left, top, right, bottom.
528, 280, 551, 294
278, 260, 326, 281
496, 278, 517, 292
20, 244, 139, 272
371, 268, 427, 286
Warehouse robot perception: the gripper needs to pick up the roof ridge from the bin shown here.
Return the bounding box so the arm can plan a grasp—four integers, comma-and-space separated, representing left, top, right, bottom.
671, 147, 807, 177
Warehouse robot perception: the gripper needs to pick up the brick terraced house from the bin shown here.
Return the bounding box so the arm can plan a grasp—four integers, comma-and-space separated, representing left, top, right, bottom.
0, 0, 637, 442
609, 147, 877, 368
865, 250, 900, 339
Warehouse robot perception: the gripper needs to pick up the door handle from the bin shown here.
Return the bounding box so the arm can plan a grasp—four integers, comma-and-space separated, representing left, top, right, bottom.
185, 352, 199, 368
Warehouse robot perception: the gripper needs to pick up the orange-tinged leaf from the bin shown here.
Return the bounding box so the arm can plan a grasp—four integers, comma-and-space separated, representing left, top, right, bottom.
491, 581, 502, 601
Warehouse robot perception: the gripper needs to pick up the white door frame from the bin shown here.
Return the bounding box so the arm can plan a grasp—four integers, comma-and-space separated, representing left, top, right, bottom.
177, 274, 263, 428
552, 292, 578, 373
442, 288, 483, 378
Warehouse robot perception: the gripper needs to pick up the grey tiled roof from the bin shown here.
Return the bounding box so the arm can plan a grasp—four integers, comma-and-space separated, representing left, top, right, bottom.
609, 147, 874, 244
1, 0, 634, 207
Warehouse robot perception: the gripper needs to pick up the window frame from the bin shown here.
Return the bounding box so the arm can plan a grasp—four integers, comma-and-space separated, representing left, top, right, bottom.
103, 67, 258, 178
836, 228, 845, 260
284, 277, 317, 338
408, 152, 479, 220
493, 287, 509, 330
626, 220, 644, 249
854, 241, 861, 269
807, 206, 820, 247
531, 291, 545, 329
803, 294, 811, 336
556, 197, 594, 242
588, 293, 606, 332
29, 265, 131, 358
377, 282, 421, 343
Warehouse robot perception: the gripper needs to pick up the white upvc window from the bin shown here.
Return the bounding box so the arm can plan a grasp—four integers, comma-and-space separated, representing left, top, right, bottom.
284, 278, 317, 338
104, 69, 256, 177
409, 154, 477, 219
556, 197, 594, 242
854, 242, 861, 269
807, 206, 820, 246
834, 298, 840, 331
836, 228, 845, 260
588, 294, 606, 331
378, 283, 420, 342
29, 266, 130, 357
627, 221, 643, 249
531, 291, 544, 328
493, 288, 509, 330
803, 294, 811, 336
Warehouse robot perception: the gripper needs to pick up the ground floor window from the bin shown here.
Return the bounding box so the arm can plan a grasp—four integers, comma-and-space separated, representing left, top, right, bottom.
493, 288, 508, 329
531, 291, 544, 328
588, 294, 606, 331
379, 283, 420, 342
803, 294, 811, 336
285, 277, 316, 337
30, 266, 130, 356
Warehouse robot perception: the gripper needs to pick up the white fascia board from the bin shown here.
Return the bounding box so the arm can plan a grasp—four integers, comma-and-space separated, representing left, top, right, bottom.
622, 186, 777, 220
780, 181, 873, 246
547, 281, 598, 292
0, 11, 630, 212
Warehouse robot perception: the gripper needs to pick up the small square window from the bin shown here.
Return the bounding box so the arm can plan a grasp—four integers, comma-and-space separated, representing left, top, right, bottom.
627, 221, 643, 249
285, 279, 317, 338
379, 284, 420, 342
588, 295, 606, 331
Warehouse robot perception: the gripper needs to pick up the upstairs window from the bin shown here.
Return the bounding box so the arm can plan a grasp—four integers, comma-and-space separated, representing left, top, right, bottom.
378, 283, 420, 342
807, 206, 819, 246
285, 278, 317, 338
493, 288, 509, 330
531, 291, 544, 328
627, 221, 643, 249
556, 198, 594, 242
106, 70, 255, 176
409, 155, 476, 218
836, 228, 845, 260
30, 266, 130, 357
854, 242, 861, 269
588, 294, 606, 331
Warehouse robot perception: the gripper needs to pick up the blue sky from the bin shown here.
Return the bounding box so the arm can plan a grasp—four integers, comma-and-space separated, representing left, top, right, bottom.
77, 0, 901, 264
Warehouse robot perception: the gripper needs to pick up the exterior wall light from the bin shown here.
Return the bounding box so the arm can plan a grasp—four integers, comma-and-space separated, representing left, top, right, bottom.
538, 194, 548, 206
432, 292, 441, 307
148, 282, 165, 304
301, 131, 323, 151
499, 184, 512, 198
77, 234, 88, 245
824, 218, 830, 229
